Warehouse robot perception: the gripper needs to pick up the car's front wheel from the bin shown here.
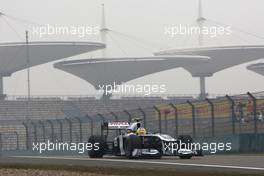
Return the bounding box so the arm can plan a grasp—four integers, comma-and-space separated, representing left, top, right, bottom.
179, 154, 192, 159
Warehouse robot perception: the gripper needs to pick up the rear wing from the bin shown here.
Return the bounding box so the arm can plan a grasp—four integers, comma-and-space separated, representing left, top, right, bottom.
102, 122, 130, 130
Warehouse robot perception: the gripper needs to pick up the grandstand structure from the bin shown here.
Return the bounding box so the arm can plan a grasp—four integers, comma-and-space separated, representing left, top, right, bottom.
52, 2, 264, 100
54, 56, 210, 90
247, 63, 264, 76
0, 41, 105, 99
154, 0, 264, 99
155, 45, 264, 98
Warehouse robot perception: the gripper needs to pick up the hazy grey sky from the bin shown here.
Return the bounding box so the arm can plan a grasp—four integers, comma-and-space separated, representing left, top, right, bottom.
1, 0, 264, 96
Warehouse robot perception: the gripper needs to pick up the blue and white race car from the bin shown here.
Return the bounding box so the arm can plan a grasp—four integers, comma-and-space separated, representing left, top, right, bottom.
88, 119, 202, 159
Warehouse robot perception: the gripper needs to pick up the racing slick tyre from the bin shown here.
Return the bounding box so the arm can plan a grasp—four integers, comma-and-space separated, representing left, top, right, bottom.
178, 135, 203, 157
196, 149, 203, 156
124, 134, 141, 159
143, 141, 163, 159
88, 135, 106, 158
152, 141, 163, 159
179, 154, 192, 159
178, 135, 195, 159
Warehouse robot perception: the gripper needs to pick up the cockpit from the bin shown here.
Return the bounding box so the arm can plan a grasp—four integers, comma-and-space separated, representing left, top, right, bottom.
126, 122, 146, 135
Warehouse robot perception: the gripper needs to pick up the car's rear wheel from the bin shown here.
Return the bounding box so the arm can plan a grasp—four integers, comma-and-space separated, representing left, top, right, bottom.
88, 135, 106, 158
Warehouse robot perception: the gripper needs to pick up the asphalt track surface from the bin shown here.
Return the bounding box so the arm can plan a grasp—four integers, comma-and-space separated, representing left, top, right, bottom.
0, 155, 263, 174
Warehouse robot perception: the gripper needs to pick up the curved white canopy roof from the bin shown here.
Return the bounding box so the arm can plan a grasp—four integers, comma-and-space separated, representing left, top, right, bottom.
155, 45, 264, 77
54, 56, 210, 89
247, 63, 264, 76
0, 41, 105, 76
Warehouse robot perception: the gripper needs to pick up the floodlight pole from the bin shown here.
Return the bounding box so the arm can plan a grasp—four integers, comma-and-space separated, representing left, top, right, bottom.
25, 30, 31, 122
100, 4, 109, 57
0, 77, 3, 97
197, 0, 205, 46
197, 0, 208, 99
26, 30, 31, 101
0, 7, 4, 97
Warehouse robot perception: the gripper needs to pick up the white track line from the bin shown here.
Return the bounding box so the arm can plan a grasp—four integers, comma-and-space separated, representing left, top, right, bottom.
12, 156, 264, 171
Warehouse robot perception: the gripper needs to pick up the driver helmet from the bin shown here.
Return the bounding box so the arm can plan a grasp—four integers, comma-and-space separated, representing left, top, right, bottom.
136, 127, 147, 135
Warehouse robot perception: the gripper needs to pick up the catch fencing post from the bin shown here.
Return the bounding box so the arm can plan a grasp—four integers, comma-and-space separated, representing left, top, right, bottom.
206, 98, 215, 137
74, 132, 79, 143
14, 131, 19, 150
46, 120, 54, 142
110, 112, 119, 121
153, 106, 162, 133
124, 110, 132, 123
169, 103, 178, 137
247, 92, 258, 134
0, 133, 2, 153
226, 95, 236, 135
74, 117, 83, 142
138, 108, 147, 128
110, 112, 119, 135
97, 114, 105, 136
65, 118, 73, 143
164, 108, 170, 134
22, 122, 29, 150
85, 114, 94, 136
56, 119, 63, 142
187, 100, 196, 138
98, 113, 105, 122
39, 121, 46, 142
30, 121, 37, 143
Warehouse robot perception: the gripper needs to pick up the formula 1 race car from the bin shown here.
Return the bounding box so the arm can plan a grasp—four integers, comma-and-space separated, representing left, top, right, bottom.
88, 119, 202, 159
